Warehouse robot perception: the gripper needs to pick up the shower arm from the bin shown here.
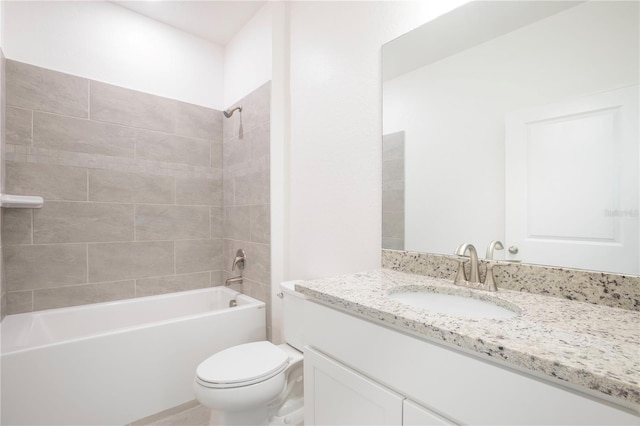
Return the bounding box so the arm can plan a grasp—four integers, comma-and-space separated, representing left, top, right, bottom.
223, 105, 243, 118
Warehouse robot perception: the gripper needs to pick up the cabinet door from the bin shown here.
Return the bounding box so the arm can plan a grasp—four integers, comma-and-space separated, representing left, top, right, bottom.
304, 346, 403, 426
403, 399, 455, 426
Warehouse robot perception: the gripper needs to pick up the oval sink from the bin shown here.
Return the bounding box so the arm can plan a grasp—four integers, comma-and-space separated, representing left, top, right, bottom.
388, 291, 519, 319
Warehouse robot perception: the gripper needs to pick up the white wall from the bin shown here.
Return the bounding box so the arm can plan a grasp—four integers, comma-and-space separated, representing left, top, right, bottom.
286, 1, 468, 281
269, 1, 289, 344
383, 1, 639, 257
224, 3, 273, 108
3, 1, 224, 109
0, 0, 4, 49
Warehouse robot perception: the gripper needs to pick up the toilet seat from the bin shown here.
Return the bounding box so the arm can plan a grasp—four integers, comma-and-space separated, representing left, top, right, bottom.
196, 341, 289, 389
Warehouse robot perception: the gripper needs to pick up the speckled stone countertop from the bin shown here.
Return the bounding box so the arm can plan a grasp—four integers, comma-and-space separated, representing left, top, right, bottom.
296, 269, 640, 407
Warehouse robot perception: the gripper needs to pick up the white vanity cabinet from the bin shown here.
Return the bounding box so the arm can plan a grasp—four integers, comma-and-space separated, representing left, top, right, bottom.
304, 346, 452, 426
303, 301, 640, 426
304, 347, 403, 425
403, 400, 452, 426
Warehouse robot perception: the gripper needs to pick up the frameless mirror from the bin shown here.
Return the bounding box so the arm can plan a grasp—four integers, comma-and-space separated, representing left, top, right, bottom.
382, 1, 639, 275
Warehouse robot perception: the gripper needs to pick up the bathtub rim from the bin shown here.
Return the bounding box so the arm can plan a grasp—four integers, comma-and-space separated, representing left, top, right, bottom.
1, 287, 265, 355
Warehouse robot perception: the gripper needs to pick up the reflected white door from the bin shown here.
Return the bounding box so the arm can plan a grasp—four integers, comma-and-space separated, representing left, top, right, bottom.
505, 86, 639, 274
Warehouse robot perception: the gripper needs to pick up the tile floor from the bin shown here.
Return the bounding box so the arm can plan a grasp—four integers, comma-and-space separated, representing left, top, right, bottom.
130, 401, 212, 426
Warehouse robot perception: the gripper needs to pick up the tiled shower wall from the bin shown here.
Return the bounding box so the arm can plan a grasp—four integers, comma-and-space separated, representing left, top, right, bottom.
222, 82, 272, 337
382, 131, 404, 250
1, 51, 6, 319
2, 60, 227, 314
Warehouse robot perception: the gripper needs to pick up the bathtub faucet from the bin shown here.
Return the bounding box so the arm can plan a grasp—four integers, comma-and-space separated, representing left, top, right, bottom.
225, 276, 243, 286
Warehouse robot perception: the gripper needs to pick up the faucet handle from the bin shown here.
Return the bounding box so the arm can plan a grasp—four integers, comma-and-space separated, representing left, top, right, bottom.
452, 256, 468, 285
232, 249, 246, 272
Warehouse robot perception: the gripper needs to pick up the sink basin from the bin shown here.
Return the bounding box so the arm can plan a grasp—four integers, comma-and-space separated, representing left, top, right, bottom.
388, 291, 519, 319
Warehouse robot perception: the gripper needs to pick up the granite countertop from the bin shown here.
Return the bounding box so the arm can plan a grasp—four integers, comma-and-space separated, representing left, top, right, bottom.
295, 269, 640, 407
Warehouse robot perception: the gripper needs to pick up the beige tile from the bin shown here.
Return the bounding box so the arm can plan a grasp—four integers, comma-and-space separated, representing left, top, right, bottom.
3, 209, 32, 245
175, 176, 222, 206
223, 173, 235, 206
33, 281, 135, 310
175, 239, 223, 274
234, 169, 270, 205
243, 82, 271, 131
210, 270, 224, 286
136, 129, 211, 167
33, 112, 135, 157
210, 207, 224, 239
176, 102, 222, 141
382, 237, 405, 251
382, 158, 404, 182
382, 210, 404, 239
382, 179, 404, 213
249, 122, 270, 163
88, 241, 174, 282
242, 278, 269, 304
132, 400, 209, 426
5, 244, 87, 290
136, 205, 210, 241
224, 206, 251, 241
6, 161, 87, 201
33, 201, 134, 243
89, 169, 174, 204
6, 291, 33, 314
382, 131, 404, 161
90, 81, 175, 133
6, 60, 88, 118
6, 107, 32, 145
223, 132, 251, 169
131, 400, 199, 426
136, 273, 210, 298
250, 204, 270, 244
211, 141, 223, 169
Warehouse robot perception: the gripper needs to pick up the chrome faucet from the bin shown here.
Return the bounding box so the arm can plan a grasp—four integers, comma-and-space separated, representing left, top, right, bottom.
484, 240, 504, 291
226, 249, 246, 287
485, 240, 504, 260
454, 243, 480, 284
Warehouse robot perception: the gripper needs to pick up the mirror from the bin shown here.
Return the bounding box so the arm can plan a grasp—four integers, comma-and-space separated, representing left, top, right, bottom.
382, 1, 639, 275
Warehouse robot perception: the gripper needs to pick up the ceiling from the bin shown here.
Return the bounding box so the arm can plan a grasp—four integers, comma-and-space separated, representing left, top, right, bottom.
111, 1, 267, 46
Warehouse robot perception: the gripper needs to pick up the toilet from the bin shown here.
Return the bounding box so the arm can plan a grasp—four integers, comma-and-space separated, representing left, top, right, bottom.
193, 281, 307, 426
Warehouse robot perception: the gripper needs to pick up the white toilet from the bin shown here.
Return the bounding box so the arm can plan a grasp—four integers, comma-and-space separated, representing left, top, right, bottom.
193, 281, 307, 426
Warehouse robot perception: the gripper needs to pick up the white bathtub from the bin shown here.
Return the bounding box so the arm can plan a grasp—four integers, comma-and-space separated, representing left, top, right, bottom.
1, 287, 266, 425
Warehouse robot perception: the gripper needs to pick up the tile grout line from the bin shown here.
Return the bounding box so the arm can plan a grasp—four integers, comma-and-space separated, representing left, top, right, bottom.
87, 80, 91, 119
133, 204, 137, 242
86, 244, 89, 285
30, 209, 34, 245
30, 109, 34, 148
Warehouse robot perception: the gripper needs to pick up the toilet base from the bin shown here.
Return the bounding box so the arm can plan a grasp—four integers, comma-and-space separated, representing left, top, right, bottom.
269, 399, 304, 426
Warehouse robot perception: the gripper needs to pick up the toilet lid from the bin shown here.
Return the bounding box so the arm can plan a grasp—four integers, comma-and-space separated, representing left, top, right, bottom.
196, 341, 289, 387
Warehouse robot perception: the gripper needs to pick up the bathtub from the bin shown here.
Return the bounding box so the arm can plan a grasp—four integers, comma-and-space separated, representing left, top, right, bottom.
1, 287, 266, 425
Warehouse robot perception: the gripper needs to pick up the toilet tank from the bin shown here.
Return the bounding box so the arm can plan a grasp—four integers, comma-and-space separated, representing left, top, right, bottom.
280, 281, 308, 351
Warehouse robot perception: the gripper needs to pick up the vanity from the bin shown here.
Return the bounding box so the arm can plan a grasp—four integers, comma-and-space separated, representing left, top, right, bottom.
311, 1, 640, 423
296, 269, 640, 425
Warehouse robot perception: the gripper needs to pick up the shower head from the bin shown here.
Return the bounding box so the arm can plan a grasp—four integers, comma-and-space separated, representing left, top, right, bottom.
223, 105, 243, 118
